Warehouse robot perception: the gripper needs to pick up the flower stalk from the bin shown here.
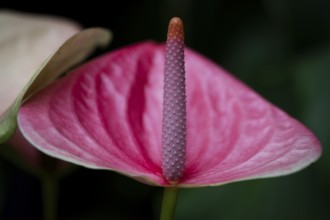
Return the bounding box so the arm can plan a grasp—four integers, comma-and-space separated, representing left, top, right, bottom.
160, 187, 180, 220
160, 16, 186, 220
41, 174, 58, 220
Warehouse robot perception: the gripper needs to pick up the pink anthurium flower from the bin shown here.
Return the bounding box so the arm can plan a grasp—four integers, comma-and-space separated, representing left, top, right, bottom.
18, 18, 321, 187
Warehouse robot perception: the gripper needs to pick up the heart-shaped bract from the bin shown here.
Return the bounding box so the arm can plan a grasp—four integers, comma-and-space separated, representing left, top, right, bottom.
18, 39, 321, 186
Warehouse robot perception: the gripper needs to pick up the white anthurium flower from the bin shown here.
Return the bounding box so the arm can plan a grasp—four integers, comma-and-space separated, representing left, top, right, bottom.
0, 10, 111, 170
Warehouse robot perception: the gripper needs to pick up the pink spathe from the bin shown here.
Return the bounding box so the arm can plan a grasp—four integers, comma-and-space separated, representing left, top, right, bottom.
18, 42, 321, 187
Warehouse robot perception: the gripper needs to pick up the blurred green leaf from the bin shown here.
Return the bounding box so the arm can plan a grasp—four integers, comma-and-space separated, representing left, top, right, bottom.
293, 42, 330, 179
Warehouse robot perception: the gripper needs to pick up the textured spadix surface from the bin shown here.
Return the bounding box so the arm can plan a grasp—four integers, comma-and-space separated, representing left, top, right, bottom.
18, 42, 321, 186
162, 17, 186, 182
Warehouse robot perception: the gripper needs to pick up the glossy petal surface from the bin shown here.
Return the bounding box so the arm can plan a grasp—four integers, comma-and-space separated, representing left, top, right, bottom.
18, 42, 321, 186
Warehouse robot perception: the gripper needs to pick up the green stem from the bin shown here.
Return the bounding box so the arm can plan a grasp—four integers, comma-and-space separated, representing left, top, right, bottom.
160, 187, 179, 220
41, 175, 58, 220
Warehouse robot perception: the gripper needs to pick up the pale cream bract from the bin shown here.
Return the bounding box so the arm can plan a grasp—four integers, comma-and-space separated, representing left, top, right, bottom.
0, 10, 80, 115
0, 11, 111, 143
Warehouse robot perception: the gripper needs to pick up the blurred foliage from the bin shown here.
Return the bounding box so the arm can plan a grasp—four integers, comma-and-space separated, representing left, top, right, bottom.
1, 0, 329, 219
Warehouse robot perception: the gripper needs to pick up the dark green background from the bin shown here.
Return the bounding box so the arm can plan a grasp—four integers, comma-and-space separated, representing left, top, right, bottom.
1, 0, 329, 219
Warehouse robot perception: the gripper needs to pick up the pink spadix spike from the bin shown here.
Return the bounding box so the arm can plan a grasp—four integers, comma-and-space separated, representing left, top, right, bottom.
162, 17, 186, 183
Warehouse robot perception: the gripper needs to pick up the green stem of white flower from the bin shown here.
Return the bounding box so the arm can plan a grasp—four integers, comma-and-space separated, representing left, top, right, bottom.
41, 174, 58, 220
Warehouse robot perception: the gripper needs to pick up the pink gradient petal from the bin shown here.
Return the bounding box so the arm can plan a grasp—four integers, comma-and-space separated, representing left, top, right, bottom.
19, 43, 165, 185
18, 42, 321, 186
181, 51, 321, 186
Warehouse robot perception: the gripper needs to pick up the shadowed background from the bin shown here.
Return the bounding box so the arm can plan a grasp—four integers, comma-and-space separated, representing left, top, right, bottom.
0, 0, 329, 219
